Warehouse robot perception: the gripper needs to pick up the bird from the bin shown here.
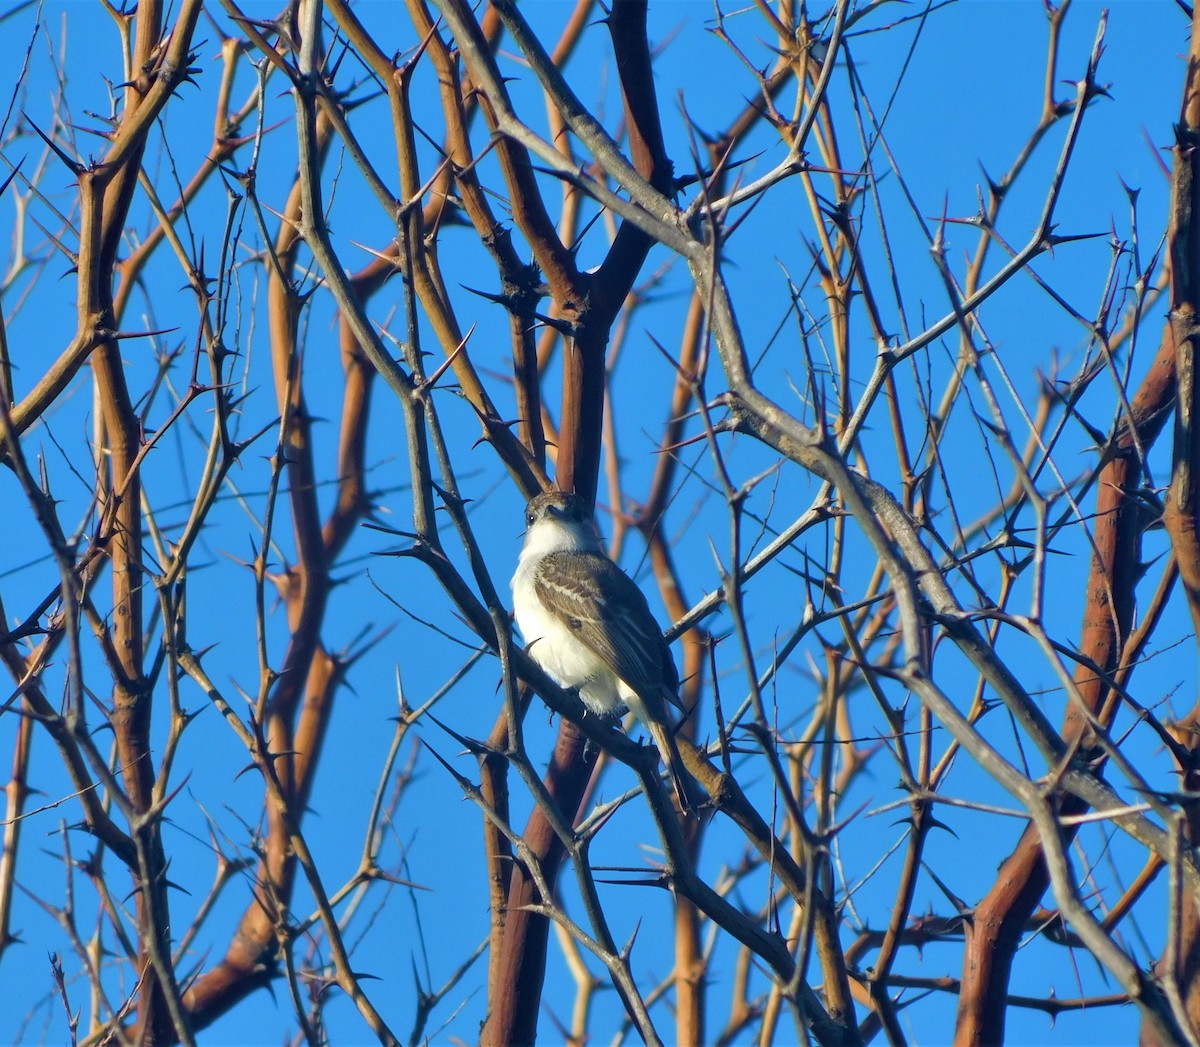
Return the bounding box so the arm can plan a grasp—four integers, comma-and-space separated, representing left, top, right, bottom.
511, 490, 697, 813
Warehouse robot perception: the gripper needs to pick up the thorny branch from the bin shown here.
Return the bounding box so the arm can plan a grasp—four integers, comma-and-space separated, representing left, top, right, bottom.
0, 2, 1197, 1045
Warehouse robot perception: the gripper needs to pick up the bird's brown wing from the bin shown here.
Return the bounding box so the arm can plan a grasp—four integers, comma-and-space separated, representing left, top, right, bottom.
533, 551, 682, 707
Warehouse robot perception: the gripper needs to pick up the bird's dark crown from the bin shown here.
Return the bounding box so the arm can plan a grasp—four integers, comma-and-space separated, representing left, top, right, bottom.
525, 491, 590, 527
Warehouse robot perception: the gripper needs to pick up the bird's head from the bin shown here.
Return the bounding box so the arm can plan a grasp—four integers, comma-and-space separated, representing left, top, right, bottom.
522, 491, 603, 555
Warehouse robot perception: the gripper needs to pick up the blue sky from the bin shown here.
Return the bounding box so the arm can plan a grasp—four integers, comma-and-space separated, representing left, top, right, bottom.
0, 1, 1193, 1044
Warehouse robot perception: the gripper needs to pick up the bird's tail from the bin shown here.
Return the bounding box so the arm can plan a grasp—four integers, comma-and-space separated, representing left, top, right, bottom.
648, 719, 700, 816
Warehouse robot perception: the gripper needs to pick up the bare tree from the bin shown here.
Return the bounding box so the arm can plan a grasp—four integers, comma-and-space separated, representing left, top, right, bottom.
0, 0, 1197, 1044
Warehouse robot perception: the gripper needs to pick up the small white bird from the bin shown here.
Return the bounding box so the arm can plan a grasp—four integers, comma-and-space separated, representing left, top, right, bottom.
511, 491, 696, 812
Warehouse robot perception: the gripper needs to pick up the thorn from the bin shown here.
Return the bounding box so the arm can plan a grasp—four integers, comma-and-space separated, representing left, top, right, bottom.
25, 115, 83, 175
